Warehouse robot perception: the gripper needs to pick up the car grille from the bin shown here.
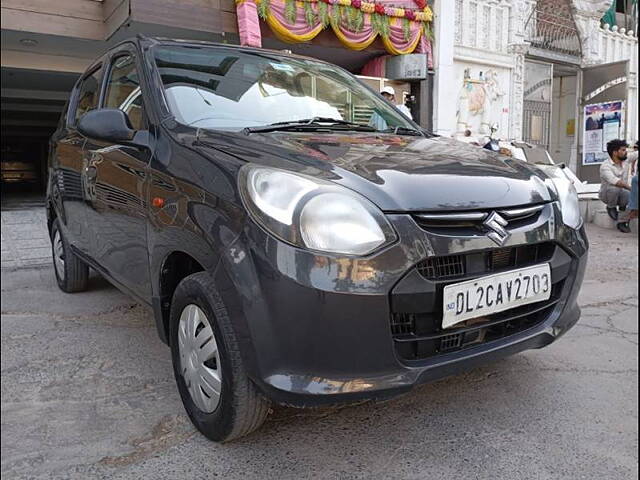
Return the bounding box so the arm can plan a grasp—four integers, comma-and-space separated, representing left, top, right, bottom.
391, 282, 563, 358
412, 205, 546, 236
390, 242, 568, 361
417, 254, 465, 280
416, 243, 555, 281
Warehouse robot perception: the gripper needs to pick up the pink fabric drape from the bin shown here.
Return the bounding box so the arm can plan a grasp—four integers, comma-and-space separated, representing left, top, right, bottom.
361, 55, 387, 77
416, 34, 433, 69
237, 1, 262, 47
385, 20, 422, 52
269, 1, 322, 37
332, 16, 376, 47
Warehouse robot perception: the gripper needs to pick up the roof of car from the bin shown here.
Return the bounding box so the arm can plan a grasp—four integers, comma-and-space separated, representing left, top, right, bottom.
133, 34, 324, 64
78, 34, 341, 83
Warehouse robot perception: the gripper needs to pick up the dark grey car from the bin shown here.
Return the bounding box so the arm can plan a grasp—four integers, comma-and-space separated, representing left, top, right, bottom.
47, 36, 588, 442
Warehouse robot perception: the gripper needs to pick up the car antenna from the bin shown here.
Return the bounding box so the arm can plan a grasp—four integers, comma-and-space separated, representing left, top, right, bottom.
195, 127, 201, 145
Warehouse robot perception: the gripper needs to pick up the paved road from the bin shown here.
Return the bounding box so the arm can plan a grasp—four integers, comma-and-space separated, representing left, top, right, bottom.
1, 219, 638, 479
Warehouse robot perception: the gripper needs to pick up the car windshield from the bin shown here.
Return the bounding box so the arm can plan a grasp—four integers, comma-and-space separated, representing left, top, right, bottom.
152, 45, 417, 133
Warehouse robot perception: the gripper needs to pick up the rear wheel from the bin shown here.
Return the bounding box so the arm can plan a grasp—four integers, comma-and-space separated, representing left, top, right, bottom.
50, 219, 89, 293
169, 272, 270, 442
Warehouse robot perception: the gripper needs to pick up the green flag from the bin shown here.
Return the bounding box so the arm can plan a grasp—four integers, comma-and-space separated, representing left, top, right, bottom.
601, 0, 617, 26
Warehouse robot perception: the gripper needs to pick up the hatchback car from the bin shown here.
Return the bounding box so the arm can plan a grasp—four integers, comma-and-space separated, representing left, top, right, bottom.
47, 36, 588, 442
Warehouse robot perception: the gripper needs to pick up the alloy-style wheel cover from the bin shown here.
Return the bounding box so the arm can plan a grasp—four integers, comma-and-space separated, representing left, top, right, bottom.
178, 304, 222, 413
53, 230, 65, 281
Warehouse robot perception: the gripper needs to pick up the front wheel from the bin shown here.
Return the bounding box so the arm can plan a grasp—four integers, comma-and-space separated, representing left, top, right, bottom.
169, 272, 270, 442
50, 219, 89, 293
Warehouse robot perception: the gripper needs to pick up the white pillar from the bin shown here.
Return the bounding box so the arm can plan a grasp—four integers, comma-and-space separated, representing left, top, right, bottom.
571, 0, 612, 65
432, 0, 456, 137
507, 0, 534, 142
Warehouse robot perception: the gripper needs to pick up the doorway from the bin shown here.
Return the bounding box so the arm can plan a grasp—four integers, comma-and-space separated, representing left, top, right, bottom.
522, 60, 580, 170
549, 65, 579, 169
1, 67, 78, 202
523, 60, 553, 151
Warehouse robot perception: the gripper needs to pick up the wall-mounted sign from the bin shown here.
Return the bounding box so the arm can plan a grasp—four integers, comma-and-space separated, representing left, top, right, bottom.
582, 101, 625, 165
385, 54, 428, 80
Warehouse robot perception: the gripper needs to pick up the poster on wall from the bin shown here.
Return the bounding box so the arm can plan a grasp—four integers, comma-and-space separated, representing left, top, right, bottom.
583, 101, 625, 165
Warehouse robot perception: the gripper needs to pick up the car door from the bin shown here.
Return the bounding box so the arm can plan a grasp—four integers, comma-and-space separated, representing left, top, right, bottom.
50, 64, 103, 255
82, 46, 152, 300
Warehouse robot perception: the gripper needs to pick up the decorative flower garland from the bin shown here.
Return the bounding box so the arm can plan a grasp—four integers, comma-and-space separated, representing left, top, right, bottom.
311, 0, 433, 22
258, 0, 433, 23
238, 0, 434, 54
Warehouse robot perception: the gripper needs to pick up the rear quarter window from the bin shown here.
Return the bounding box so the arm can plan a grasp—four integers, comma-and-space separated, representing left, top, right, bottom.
72, 66, 102, 124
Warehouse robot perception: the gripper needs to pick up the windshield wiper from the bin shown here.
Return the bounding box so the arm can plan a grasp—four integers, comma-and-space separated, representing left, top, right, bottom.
244, 117, 377, 134
380, 126, 423, 136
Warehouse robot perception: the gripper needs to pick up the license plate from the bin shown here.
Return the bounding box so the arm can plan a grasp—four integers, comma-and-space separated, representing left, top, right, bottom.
442, 264, 552, 329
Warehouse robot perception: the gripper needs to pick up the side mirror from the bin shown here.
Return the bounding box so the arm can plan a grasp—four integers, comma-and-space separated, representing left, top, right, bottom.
77, 108, 146, 147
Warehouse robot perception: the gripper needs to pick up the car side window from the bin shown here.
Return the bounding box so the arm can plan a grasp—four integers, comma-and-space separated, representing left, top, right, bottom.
74, 66, 102, 123
104, 53, 146, 131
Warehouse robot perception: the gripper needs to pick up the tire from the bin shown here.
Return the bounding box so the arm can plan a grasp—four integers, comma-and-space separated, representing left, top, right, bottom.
50, 218, 89, 293
169, 271, 270, 442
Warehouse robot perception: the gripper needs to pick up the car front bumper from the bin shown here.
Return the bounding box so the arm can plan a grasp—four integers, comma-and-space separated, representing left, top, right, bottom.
217, 202, 588, 407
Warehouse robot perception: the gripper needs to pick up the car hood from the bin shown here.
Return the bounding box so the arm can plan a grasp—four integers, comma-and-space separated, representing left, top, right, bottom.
200, 131, 553, 212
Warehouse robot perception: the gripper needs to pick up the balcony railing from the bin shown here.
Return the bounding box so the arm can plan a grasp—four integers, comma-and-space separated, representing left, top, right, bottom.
525, 9, 582, 58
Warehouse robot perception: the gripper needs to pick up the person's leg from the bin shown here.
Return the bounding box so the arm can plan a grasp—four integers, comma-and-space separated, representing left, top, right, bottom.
600, 184, 621, 220
617, 190, 630, 217
601, 185, 621, 220
616, 188, 631, 232
628, 175, 638, 219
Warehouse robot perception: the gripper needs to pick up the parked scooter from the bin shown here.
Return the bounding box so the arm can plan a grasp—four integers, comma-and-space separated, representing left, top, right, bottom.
483, 123, 500, 152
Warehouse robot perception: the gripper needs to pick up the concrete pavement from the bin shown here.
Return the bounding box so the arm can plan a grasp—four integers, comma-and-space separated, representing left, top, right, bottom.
1, 195, 49, 270
1, 218, 638, 479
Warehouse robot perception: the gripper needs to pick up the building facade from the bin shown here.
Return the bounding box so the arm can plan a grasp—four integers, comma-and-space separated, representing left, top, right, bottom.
1, 0, 435, 190
432, 0, 638, 182
1, 0, 637, 189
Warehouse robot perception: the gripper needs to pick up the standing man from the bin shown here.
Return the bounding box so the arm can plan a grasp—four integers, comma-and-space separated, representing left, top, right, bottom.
629, 174, 638, 220
369, 86, 414, 130
381, 86, 413, 119
600, 139, 632, 233
598, 113, 606, 129
629, 140, 638, 177
628, 141, 638, 220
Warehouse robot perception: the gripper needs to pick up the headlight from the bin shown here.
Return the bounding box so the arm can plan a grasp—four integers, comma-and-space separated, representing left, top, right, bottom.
540, 166, 582, 230
240, 166, 396, 256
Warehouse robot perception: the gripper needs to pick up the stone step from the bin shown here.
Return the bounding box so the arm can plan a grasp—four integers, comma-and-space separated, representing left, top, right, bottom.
580, 198, 638, 234
579, 199, 607, 225
592, 208, 617, 229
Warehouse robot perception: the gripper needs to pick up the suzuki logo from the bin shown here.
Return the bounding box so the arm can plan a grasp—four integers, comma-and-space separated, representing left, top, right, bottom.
483, 212, 511, 246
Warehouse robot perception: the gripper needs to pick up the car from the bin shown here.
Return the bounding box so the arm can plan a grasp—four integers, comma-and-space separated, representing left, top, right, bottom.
506, 142, 602, 199
1, 149, 39, 184
47, 36, 588, 442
